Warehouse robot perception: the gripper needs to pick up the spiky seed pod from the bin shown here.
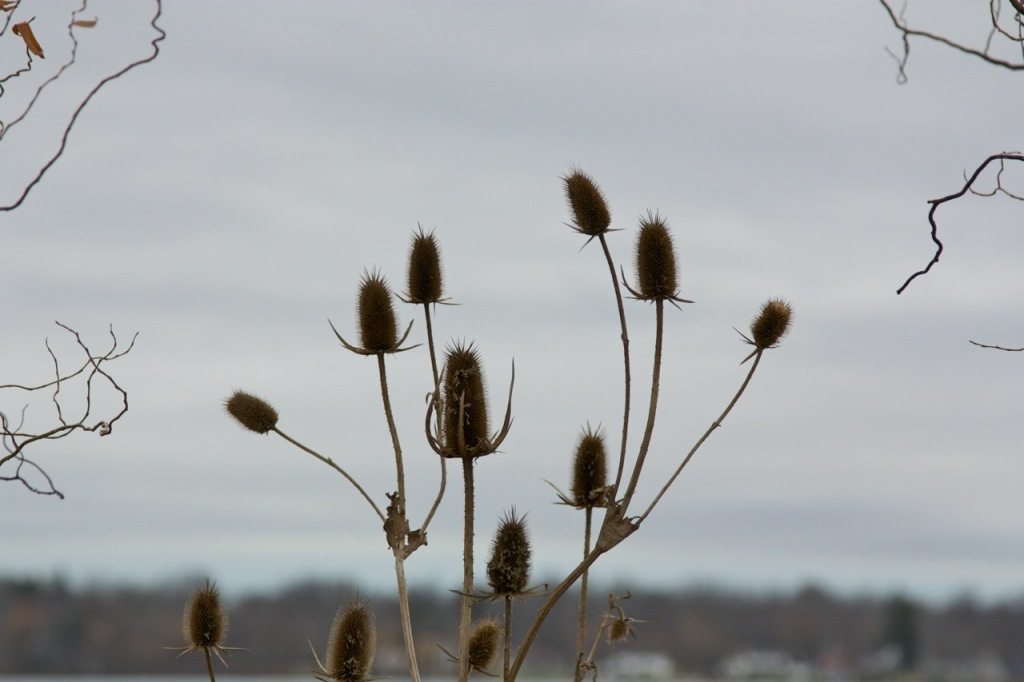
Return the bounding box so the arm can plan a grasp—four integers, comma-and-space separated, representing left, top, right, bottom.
225, 390, 278, 434
467, 619, 500, 673
326, 603, 376, 682
357, 272, 399, 352
564, 169, 611, 236
750, 298, 792, 349
608, 617, 631, 644
442, 343, 489, 457
405, 228, 444, 304
571, 428, 608, 508
634, 213, 679, 301
184, 581, 226, 649
487, 510, 531, 596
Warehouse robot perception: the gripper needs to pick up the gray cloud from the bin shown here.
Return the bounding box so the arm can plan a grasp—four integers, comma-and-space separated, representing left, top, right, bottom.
2, 2, 1021, 602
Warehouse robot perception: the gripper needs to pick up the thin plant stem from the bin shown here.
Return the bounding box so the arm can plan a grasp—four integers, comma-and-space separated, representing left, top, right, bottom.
377, 354, 423, 682
271, 427, 385, 522
621, 299, 664, 511
503, 594, 513, 680
582, 612, 611, 676
420, 303, 447, 531
202, 647, 216, 682
394, 556, 423, 682
574, 506, 594, 682
377, 353, 406, 508
598, 234, 632, 499
638, 349, 763, 523
507, 548, 603, 682
457, 457, 475, 682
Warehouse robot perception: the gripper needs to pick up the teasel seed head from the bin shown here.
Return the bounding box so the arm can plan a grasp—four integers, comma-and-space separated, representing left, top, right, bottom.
325, 602, 376, 682
225, 390, 278, 434
357, 271, 399, 352
633, 212, 680, 301
750, 298, 792, 349
486, 509, 531, 596
442, 342, 489, 457
571, 426, 608, 508
564, 168, 611, 237
405, 226, 444, 304
184, 580, 227, 650
467, 619, 500, 673
608, 616, 632, 644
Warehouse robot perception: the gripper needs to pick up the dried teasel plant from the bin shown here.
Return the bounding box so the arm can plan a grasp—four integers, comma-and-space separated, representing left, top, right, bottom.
424, 340, 515, 682
224, 171, 791, 682
311, 602, 377, 682
485, 509, 539, 678
166, 581, 243, 682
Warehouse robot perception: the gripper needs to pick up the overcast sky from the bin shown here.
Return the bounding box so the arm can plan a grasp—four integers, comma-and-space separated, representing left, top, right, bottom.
1, 1, 1022, 603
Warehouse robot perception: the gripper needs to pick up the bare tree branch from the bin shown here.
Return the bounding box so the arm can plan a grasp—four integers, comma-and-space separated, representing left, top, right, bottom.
969, 340, 1024, 352
897, 153, 1024, 295
0, 0, 165, 213
879, 0, 1024, 83
1, 323, 136, 498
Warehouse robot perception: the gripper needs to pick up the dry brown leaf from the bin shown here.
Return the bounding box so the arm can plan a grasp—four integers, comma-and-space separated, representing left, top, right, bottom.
13, 21, 44, 58
0, 1, 17, 13
72, 18, 97, 28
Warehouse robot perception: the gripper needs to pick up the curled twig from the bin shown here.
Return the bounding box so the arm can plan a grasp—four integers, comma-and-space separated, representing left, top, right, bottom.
0, 0, 166, 212
879, 0, 1024, 83
1, 323, 136, 498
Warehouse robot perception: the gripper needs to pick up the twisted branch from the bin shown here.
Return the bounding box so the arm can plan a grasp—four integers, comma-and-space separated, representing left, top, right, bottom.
1, 323, 136, 498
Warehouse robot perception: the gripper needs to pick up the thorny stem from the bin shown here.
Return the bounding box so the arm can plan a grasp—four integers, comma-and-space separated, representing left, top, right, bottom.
271, 427, 385, 523
598, 234, 632, 499
458, 457, 475, 682
394, 556, 422, 682
377, 354, 406, 509
574, 507, 594, 682
621, 299, 665, 511
203, 647, 216, 682
503, 595, 513, 680
420, 303, 447, 531
638, 349, 764, 523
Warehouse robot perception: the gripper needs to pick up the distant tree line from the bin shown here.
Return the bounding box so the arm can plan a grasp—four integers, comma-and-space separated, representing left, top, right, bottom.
1, 576, 1022, 677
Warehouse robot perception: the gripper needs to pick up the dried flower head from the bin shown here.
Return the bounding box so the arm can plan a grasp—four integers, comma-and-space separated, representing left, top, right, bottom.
316, 602, 376, 682
750, 298, 792, 349
184, 581, 227, 650
487, 509, 531, 596
608, 615, 632, 644
225, 390, 278, 434
442, 343, 489, 457
571, 426, 608, 508
467, 619, 500, 673
564, 168, 611, 237
632, 212, 683, 302
405, 226, 444, 304
358, 271, 399, 352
